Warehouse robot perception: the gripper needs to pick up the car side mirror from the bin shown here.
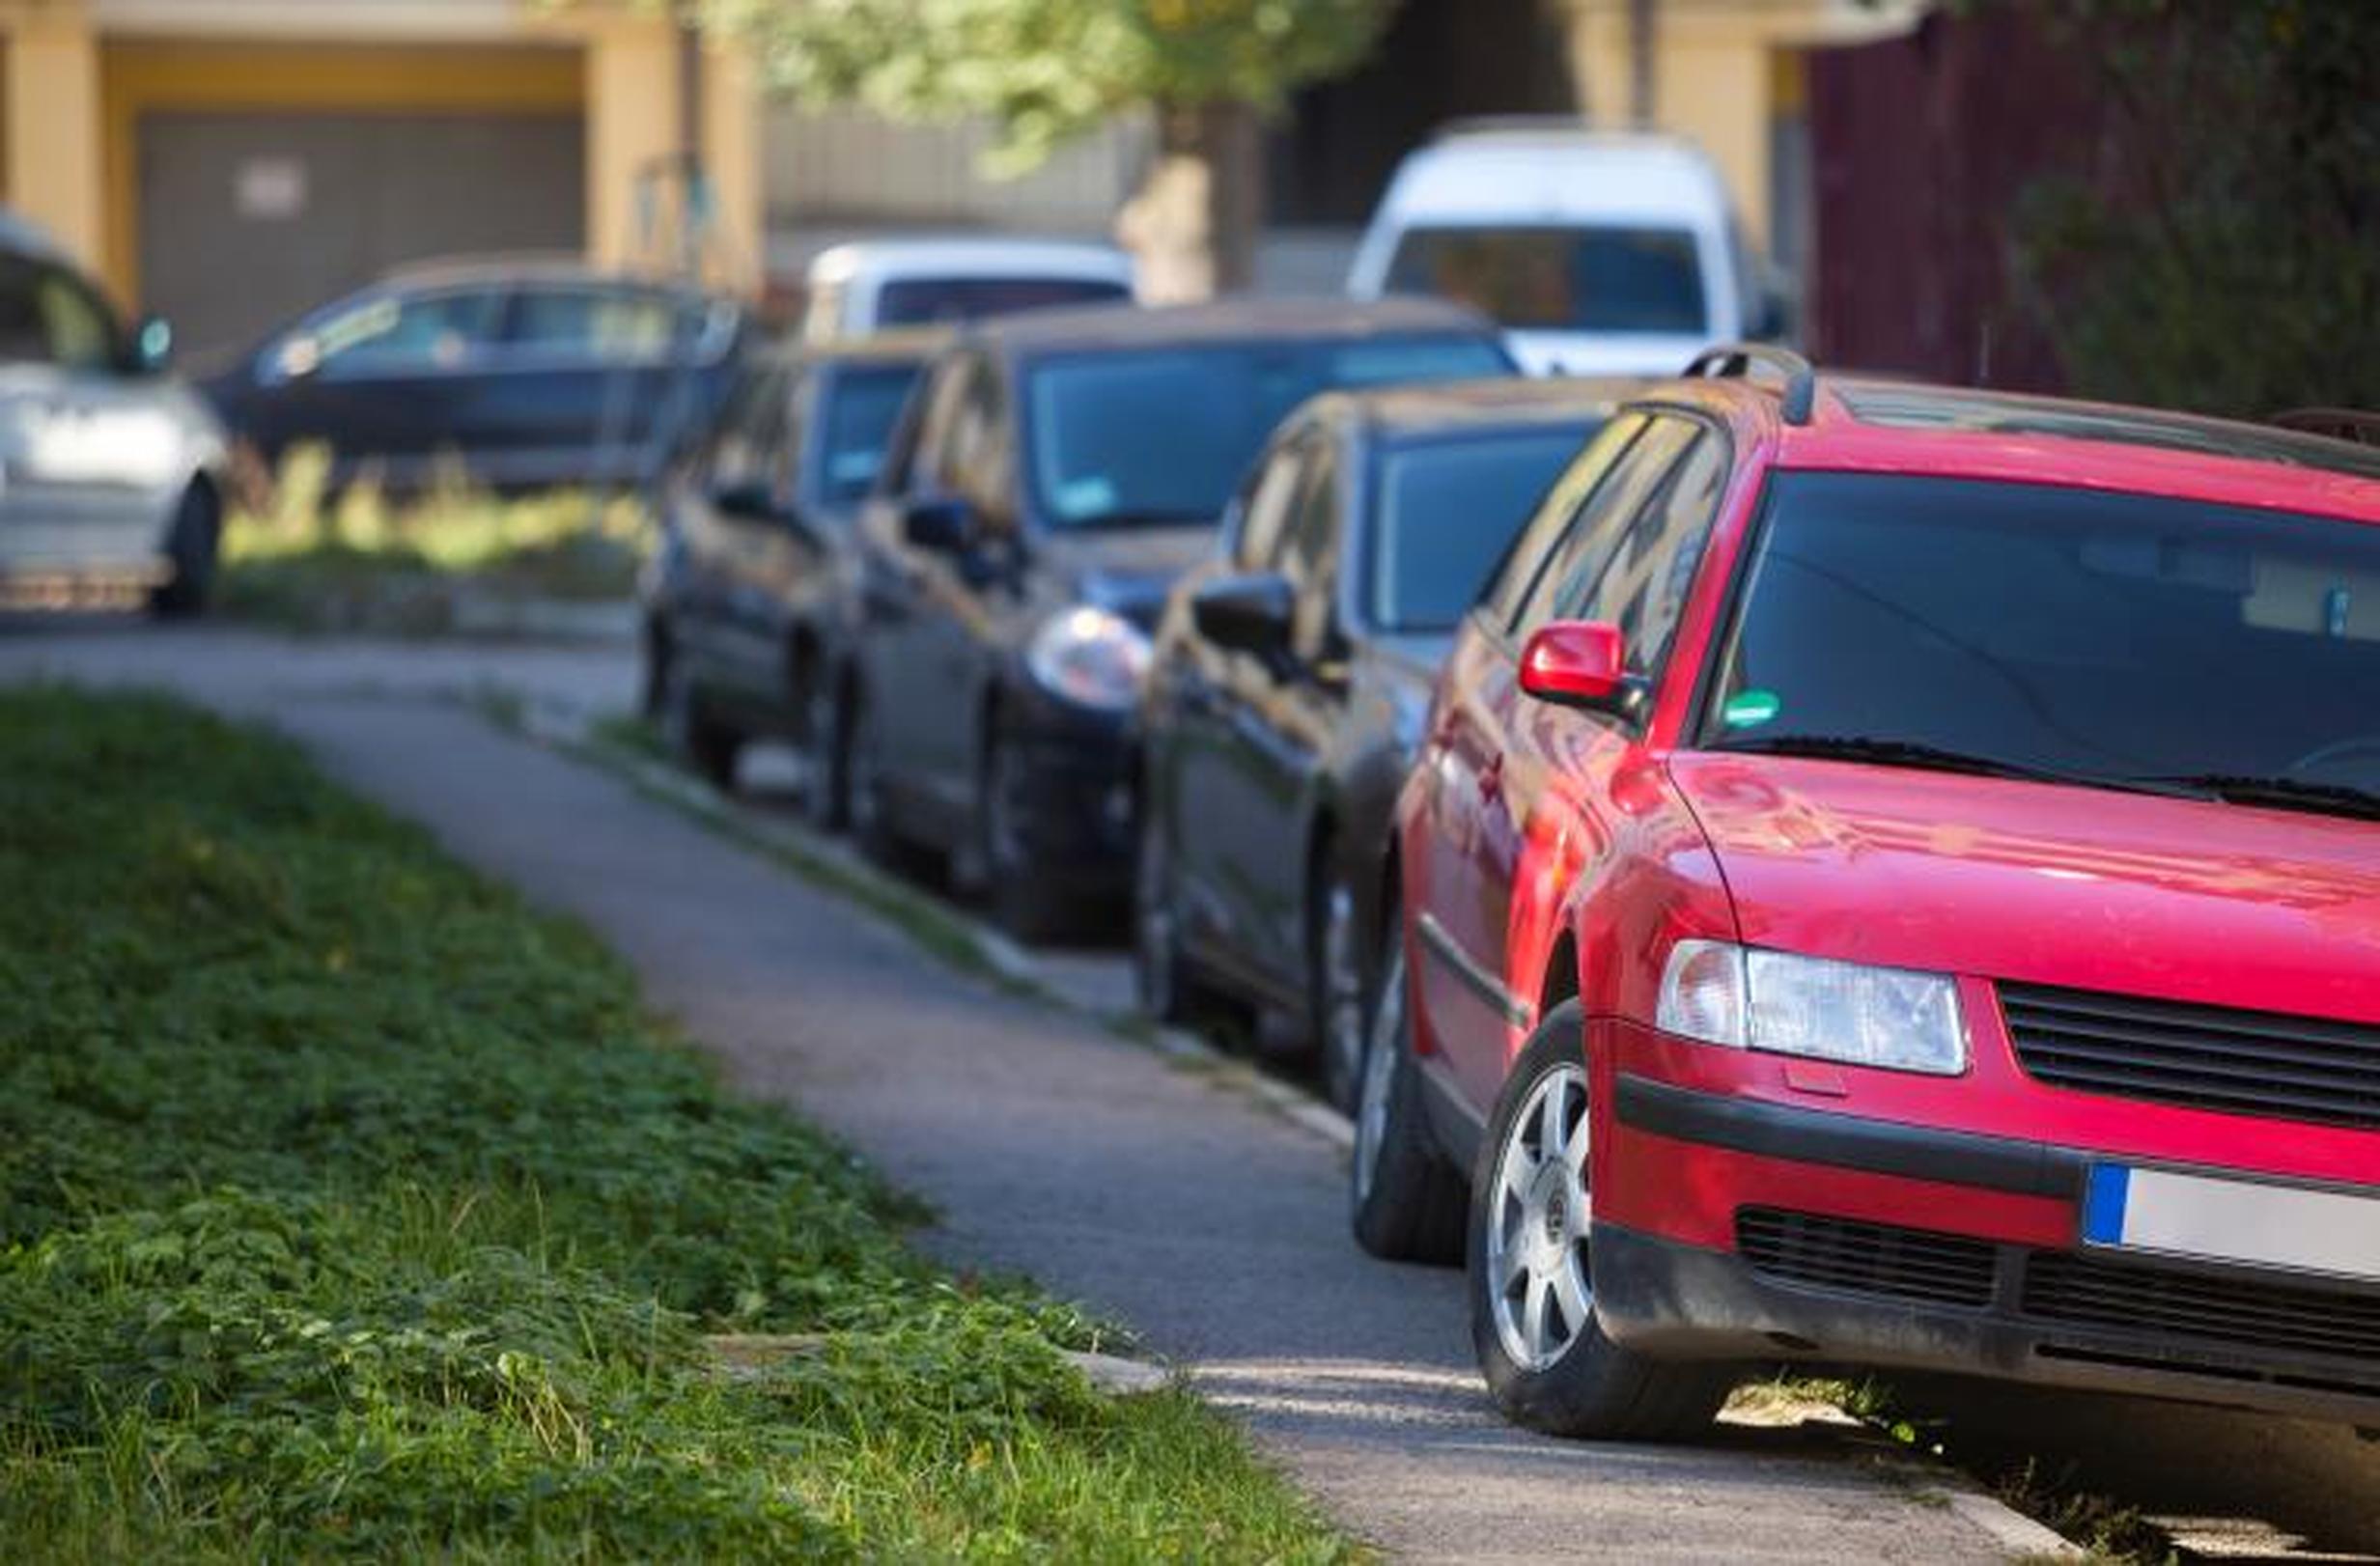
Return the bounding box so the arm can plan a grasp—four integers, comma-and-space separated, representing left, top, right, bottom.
271, 333, 322, 382
1190, 572, 1295, 657
131, 316, 174, 374
902, 495, 977, 553
1519, 621, 1644, 717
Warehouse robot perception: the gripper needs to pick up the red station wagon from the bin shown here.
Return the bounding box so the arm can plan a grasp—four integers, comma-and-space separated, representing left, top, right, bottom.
1358, 348, 2380, 1440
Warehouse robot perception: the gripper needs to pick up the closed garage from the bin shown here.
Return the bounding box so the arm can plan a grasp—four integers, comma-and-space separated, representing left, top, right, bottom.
138, 110, 584, 360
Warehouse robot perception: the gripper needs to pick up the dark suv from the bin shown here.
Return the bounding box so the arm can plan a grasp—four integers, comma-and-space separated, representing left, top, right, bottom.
838, 298, 1513, 937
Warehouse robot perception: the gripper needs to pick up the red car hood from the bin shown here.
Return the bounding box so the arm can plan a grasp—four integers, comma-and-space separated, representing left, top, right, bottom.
1666, 753, 2380, 1026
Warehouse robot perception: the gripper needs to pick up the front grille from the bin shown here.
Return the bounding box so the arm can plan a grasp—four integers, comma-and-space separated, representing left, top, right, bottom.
2001, 982, 2380, 1133
2023, 1250, 2380, 1370
1737, 1208, 1998, 1307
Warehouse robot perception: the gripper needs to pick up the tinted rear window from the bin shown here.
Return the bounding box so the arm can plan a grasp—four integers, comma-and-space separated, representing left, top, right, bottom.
876, 276, 1130, 328
1369, 429, 1592, 631
1386, 225, 1708, 335
1023, 335, 1512, 529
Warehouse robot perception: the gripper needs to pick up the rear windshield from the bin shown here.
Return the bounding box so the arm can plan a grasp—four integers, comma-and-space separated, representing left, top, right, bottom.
819, 363, 923, 504
1369, 429, 1591, 631
0, 255, 123, 371
1706, 473, 2380, 807
1024, 335, 1512, 529
1386, 225, 1708, 335
876, 276, 1129, 328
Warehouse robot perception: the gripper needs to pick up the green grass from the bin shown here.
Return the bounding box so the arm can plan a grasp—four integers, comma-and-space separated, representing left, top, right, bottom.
219, 445, 647, 634
0, 687, 1357, 1562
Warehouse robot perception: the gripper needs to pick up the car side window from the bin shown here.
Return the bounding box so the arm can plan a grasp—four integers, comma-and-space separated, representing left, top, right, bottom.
1274, 439, 1343, 657
305, 288, 506, 376
1569, 430, 1731, 680
905, 356, 974, 496
1507, 416, 1698, 643
1230, 434, 1309, 570
708, 366, 792, 498
1481, 413, 1648, 629
510, 287, 678, 364
945, 357, 1014, 530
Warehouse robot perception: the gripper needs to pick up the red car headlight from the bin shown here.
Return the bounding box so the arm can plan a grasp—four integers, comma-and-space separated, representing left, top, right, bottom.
1655, 939, 1969, 1077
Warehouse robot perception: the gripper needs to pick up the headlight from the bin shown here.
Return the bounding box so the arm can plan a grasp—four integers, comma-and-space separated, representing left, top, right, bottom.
1025, 605, 1151, 712
1656, 939, 1967, 1076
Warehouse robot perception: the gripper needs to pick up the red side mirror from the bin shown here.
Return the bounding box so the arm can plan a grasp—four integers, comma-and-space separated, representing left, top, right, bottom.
1519, 621, 1631, 710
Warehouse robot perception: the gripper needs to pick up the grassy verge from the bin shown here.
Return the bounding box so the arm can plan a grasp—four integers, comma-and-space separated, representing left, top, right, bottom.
0, 687, 1356, 1562
219, 446, 646, 635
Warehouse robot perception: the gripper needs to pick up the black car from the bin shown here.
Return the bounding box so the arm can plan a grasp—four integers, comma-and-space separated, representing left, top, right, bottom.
205, 261, 747, 497
639, 331, 939, 821
840, 298, 1515, 938
1137, 379, 1632, 1107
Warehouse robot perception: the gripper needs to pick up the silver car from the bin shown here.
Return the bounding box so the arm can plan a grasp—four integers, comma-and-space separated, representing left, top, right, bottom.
0, 210, 228, 614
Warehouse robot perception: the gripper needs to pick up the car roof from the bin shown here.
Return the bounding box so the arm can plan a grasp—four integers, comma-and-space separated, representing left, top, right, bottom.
378, 254, 723, 299
806, 238, 1134, 286
1381, 129, 1729, 226
0, 205, 64, 264
748, 326, 952, 373
967, 295, 1500, 355
1668, 363, 2380, 522
1320, 376, 1645, 441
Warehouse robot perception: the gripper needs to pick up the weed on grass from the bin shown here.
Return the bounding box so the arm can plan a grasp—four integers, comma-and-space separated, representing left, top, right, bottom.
0, 687, 1356, 1562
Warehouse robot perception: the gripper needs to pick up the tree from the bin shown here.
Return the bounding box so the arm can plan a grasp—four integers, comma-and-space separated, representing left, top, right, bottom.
688, 0, 1400, 298
2007, 0, 2380, 416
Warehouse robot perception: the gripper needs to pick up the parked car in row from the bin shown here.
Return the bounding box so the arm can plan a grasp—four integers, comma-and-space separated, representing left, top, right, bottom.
0, 207, 228, 615
1137, 378, 1633, 1108
639, 331, 940, 812
205, 260, 748, 499
800, 238, 1135, 345
840, 297, 1515, 937
1355, 346, 2380, 1442
1348, 122, 1782, 378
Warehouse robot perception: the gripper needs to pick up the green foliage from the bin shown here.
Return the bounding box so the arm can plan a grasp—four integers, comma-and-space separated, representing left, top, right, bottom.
2008, 0, 2380, 416
691, 0, 1396, 167
0, 688, 1355, 1562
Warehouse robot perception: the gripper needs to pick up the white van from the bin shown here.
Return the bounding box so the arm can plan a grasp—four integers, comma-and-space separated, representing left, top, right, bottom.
800, 238, 1136, 344
1346, 124, 1777, 378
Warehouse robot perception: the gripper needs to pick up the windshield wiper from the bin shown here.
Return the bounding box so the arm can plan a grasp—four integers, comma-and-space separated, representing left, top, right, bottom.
1718, 735, 2212, 800
2129, 773, 2380, 823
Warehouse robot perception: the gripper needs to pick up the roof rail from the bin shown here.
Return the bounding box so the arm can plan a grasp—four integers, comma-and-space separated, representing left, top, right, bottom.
2271, 407, 2380, 448
1684, 343, 1818, 426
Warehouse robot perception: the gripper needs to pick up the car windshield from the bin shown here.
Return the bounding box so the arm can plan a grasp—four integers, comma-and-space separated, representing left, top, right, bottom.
1370, 428, 1590, 631
1706, 473, 2380, 811
1386, 225, 1709, 335
819, 363, 922, 504
876, 275, 1129, 327
1026, 336, 1511, 529
0, 254, 123, 371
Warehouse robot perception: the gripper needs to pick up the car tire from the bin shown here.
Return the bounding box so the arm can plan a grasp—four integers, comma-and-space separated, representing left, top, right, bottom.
1468, 1000, 1735, 1441
1311, 864, 1369, 1114
977, 731, 1070, 944
845, 689, 910, 872
799, 663, 850, 833
149, 484, 220, 618
1350, 938, 1467, 1265
1134, 790, 1202, 1024
661, 656, 742, 792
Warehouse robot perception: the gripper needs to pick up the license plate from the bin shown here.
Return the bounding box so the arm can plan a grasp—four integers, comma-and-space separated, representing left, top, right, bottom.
2083, 1164, 2380, 1283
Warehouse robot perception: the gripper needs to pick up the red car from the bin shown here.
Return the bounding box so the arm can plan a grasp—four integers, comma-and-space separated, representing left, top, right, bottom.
1358, 347, 2380, 1440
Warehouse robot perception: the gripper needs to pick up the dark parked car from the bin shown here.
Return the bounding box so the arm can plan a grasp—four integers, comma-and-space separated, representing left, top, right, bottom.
205, 260, 747, 497
1136, 379, 1630, 1106
0, 207, 228, 615
639, 331, 938, 823
840, 297, 1515, 938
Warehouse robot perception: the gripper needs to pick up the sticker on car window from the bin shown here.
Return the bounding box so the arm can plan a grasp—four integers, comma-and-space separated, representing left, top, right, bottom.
1055, 476, 1117, 519
1722, 689, 1781, 729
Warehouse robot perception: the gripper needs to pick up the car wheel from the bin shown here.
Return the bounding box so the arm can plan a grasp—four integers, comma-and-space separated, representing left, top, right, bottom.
845, 690, 909, 871
661, 656, 742, 791
1134, 795, 1198, 1023
799, 665, 849, 832
1469, 1000, 1734, 1441
149, 484, 220, 618
978, 733, 1070, 943
1312, 871, 1368, 1114
1350, 939, 1467, 1264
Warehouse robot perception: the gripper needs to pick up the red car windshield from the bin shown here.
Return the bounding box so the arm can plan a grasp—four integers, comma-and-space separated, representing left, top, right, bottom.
1703, 472, 2380, 816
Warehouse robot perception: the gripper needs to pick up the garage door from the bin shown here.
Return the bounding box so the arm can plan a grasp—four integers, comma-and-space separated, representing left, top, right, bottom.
138, 111, 585, 361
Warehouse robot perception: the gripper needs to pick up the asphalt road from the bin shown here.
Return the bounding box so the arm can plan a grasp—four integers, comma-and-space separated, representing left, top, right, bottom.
9, 619, 2376, 1562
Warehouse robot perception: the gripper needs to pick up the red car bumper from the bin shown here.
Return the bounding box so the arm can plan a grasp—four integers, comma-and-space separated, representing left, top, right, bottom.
1585, 1014, 2380, 1426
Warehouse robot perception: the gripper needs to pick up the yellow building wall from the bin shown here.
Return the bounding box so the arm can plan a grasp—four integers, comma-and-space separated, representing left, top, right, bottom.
5, 10, 105, 268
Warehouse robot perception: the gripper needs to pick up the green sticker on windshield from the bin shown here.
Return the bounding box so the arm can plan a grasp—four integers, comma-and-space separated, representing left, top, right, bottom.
1722, 689, 1781, 729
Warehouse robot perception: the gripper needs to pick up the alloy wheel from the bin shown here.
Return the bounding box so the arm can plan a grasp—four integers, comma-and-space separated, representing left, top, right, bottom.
1484, 1063, 1593, 1372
